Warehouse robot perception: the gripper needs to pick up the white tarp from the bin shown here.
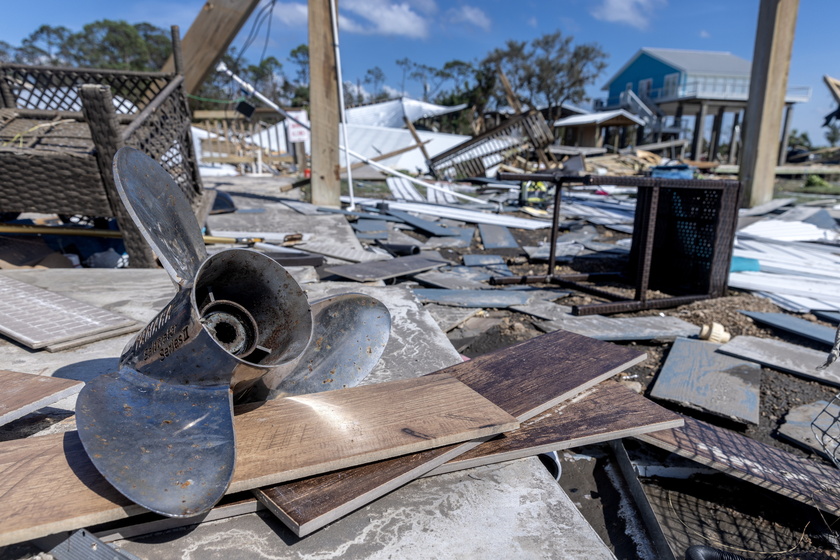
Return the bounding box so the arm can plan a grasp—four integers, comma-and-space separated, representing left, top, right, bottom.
346, 97, 467, 129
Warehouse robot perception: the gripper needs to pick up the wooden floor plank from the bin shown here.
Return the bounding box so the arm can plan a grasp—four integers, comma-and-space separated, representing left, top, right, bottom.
0, 372, 518, 546
427, 381, 683, 475
256, 328, 646, 536
637, 416, 840, 515
0, 370, 83, 427
649, 338, 761, 424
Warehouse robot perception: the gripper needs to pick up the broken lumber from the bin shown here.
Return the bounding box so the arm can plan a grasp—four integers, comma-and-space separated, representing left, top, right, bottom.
254, 328, 646, 536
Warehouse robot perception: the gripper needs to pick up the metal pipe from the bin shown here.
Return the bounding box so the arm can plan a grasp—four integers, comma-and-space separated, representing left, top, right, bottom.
328, 0, 356, 210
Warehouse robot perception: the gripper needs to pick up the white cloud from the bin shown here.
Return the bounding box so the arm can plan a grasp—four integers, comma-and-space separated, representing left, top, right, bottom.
340, 0, 430, 38
527, 16, 538, 28
699, 29, 711, 38
590, 0, 666, 31
446, 5, 492, 32
407, 0, 438, 16
382, 84, 407, 98
273, 2, 308, 26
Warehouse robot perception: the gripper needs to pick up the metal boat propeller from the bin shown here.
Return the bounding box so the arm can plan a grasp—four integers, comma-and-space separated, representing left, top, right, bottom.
75, 147, 389, 518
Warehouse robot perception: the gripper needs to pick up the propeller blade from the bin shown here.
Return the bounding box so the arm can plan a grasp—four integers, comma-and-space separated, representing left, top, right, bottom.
264, 293, 391, 399
75, 366, 235, 518
113, 147, 207, 286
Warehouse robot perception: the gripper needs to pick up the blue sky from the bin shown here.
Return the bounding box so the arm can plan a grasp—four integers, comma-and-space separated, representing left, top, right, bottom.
1, 0, 837, 145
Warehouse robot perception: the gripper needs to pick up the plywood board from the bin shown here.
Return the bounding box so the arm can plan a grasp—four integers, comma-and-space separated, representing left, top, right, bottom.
740, 310, 836, 346
649, 338, 761, 424
256, 328, 647, 536
637, 416, 840, 515
478, 224, 519, 249
427, 381, 683, 475
0, 370, 82, 426
717, 335, 840, 387
0, 275, 136, 349
0, 372, 518, 546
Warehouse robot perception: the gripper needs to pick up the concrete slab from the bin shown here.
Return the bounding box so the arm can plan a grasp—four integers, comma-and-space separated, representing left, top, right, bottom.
114, 458, 615, 560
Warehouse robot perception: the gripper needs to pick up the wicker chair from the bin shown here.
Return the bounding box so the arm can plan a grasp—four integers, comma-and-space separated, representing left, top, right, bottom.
0, 62, 208, 267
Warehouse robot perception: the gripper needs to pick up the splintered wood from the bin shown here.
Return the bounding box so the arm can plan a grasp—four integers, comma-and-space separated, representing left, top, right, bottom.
256, 328, 647, 536
0, 372, 517, 546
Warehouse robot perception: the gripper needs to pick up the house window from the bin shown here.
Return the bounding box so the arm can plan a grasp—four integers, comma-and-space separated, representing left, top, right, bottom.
664, 73, 679, 98
639, 78, 652, 98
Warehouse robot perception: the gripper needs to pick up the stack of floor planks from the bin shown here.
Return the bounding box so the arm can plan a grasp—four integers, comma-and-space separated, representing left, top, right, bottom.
0, 318, 683, 548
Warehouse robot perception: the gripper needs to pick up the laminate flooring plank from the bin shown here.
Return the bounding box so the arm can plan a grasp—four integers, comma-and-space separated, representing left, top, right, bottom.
649, 338, 761, 424
535, 314, 699, 342
813, 310, 840, 325
0, 370, 83, 426
716, 335, 840, 387
478, 224, 519, 250
427, 381, 683, 475
778, 400, 836, 458
324, 254, 446, 282
256, 328, 646, 536
637, 416, 840, 515
0, 373, 518, 546
740, 310, 836, 346
384, 209, 459, 237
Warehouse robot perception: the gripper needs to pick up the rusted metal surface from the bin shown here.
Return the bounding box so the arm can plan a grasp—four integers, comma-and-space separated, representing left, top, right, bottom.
494, 173, 741, 315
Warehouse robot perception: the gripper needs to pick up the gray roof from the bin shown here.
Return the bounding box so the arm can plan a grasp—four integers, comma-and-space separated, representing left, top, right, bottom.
602, 48, 752, 90
643, 48, 751, 76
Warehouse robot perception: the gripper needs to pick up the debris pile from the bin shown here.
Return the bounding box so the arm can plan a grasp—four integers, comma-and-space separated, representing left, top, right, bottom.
5, 157, 840, 559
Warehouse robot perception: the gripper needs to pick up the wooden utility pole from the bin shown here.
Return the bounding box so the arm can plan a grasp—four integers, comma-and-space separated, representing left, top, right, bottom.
308, 0, 341, 206
739, 0, 799, 207
161, 0, 261, 93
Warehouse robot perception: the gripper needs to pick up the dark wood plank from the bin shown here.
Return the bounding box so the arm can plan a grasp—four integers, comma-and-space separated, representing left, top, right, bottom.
256, 328, 646, 536
427, 381, 683, 475
649, 338, 761, 424
0, 372, 519, 546
740, 310, 836, 346
324, 254, 446, 282
637, 416, 840, 515
0, 370, 83, 426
